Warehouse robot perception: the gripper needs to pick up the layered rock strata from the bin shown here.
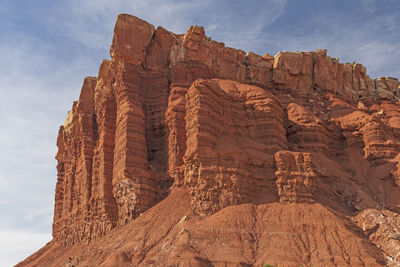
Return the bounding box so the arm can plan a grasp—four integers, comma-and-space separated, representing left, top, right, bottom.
23, 13, 400, 267
183, 79, 286, 214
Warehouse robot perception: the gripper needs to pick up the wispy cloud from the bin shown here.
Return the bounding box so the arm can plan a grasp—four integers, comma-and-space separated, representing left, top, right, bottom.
0, 230, 51, 266
251, 0, 400, 78
0, 9, 102, 264
37, 0, 288, 52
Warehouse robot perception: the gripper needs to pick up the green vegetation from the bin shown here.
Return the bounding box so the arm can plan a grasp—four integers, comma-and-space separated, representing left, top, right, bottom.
206, 35, 212, 42
344, 61, 357, 67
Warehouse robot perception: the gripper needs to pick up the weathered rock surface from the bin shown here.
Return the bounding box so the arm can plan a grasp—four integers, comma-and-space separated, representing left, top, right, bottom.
17, 189, 388, 267
18, 13, 400, 267
355, 209, 400, 266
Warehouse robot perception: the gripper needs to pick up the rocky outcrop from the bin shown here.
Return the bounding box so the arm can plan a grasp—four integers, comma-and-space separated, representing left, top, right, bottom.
285, 102, 345, 154
183, 79, 286, 214
54, 76, 98, 244
355, 209, 400, 266
375, 77, 400, 100
272, 51, 313, 95
274, 151, 316, 203
18, 13, 400, 267
18, 191, 388, 267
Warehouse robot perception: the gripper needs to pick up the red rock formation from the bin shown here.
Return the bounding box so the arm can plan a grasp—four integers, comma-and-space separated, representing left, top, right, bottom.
375, 77, 400, 100
17, 189, 388, 267
355, 209, 400, 266
18, 13, 400, 266
53, 76, 97, 244
183, 79, 286, 214
275, 151, 316, 203
273, 51, 313, 95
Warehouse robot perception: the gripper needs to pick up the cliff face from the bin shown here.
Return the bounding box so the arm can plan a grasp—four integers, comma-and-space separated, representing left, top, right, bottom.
18, 14, 400, 267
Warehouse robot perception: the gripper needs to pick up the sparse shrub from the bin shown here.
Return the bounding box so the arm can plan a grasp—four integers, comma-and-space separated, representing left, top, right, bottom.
206, 36, 212, 42
344, 61, 357, 67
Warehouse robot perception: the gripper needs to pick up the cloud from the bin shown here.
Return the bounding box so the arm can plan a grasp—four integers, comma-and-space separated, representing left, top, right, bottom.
359, 0, 376, 12
0, 230, 51, 266
39, 0, 207, 50
250, 0, 400, 78
37, 0, 288, 52
0, 10, 103, 265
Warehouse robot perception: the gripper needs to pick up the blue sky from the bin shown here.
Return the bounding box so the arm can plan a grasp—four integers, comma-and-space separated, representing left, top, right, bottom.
0, 0, 399, 265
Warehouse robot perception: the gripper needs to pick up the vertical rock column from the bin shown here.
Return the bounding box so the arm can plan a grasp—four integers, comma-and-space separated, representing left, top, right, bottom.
110, 14, 156, 225
144, 26, 178, 197
53, 77, 96, 244
166, 85, 188, 186
89, 60, 118, 236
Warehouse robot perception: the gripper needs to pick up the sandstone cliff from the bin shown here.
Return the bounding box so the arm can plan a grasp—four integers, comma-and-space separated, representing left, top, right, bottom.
18, 14, 400, 267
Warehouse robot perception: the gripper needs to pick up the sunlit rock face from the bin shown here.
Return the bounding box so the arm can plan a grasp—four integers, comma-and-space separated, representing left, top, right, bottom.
18, 14, 400, 267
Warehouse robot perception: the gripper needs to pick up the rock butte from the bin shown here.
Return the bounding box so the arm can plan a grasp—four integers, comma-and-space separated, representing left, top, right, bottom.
18, 14, 400, 267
